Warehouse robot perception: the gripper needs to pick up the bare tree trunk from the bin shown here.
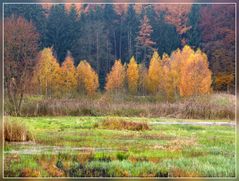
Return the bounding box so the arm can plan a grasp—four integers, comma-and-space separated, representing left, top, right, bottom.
107, 39, 109, 72
7, 81, 17, 115
144, 47, 146, 65
45, 80, 48, 97
127, 30, 131, 59
119, 18, 122, 60
7, 78, 24, 116
114, 31, 117, 58
135, 46, 138, 63
17, 90, 24, 116
96, 31, 100, 73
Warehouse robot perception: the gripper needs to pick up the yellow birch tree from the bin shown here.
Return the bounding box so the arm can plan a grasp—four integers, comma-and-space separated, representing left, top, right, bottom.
60, 55, 77, 95
33, 48, 60, 96
161, 53, 176, 100
147, 51, 163, 94
179, 49, 212, 96
76, 60, 99, 95
127, 56, 139, 94
105, 59, 125, 92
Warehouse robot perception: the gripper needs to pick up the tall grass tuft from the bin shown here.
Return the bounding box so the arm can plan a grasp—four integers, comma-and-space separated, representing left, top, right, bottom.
96, 118, 150, 131
4, 119, 34, 142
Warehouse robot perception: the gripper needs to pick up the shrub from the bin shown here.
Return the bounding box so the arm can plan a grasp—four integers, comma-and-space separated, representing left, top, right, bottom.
4, 119, 34, 142
116, 152, 129, 161
96, 118, 150, 131
93, 153, 112, 162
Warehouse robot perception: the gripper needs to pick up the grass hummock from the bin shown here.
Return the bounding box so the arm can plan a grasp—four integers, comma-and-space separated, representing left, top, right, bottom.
95, 117, 150, 131
4, 119, 34, 142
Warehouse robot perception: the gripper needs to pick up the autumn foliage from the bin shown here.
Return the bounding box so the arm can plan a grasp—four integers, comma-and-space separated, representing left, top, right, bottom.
58, 55, 78, 95
179, 48, 212, 96
126, 56, 139, 94
32, 45, 211, 99
161, 53, 177, 99
214, 73, 234, 92
105, 60, 126, 92
76, 61, 99, 95
141, 45, 211, 98
33, 51, 98, 96
147, 51, 163, 94
33, 48, 60, 96
4, 16, 39, 115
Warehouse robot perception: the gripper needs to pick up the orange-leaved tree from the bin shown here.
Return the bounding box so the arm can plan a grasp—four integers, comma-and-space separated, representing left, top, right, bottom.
147, 51, 163, 94
59, 54, 77, 95
127, 56, 139, 94
214, 73, 234, 93
105, 59, 125, 92
179, 48, 212, 96
76, 60, 99, 95
33, 48, 60, 96
161, 53, 177, 100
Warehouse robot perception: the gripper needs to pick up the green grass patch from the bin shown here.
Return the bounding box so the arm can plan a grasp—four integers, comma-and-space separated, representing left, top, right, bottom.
4, 116, 235, 177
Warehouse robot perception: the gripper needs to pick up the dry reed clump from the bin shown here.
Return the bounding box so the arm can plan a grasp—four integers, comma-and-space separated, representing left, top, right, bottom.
4, 119, 34, 142
153, 138, 197, 152
76, 151, 94, 164
20, 168, 41, 177
169, 168, 199, 177
38, 156, 65, 177
95, 118, 150, 131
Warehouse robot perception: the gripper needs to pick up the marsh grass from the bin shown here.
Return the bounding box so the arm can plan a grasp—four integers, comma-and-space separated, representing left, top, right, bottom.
95, 118, 150, 131
4, 116, 235, 177
4, 119, 34, 142
8, 93, 234, 120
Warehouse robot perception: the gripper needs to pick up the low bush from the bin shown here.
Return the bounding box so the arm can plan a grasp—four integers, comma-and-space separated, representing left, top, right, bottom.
4, 119, 34, 142
96, 118, 150, 131
93, 153, 112, 162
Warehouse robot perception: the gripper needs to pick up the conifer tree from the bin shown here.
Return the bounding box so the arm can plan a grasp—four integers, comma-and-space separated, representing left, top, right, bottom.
186, 4, 202, 48
46, 4, 70, 62
135, 15, 155, 65
125, 4, 140, 60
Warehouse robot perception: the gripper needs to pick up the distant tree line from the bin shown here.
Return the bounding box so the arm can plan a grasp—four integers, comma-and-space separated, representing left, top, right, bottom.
4, 3, 235, 92
31, 45, 211, 101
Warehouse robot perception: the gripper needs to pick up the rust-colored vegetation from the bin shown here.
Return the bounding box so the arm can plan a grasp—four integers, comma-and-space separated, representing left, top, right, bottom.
95, 118, 150, 131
